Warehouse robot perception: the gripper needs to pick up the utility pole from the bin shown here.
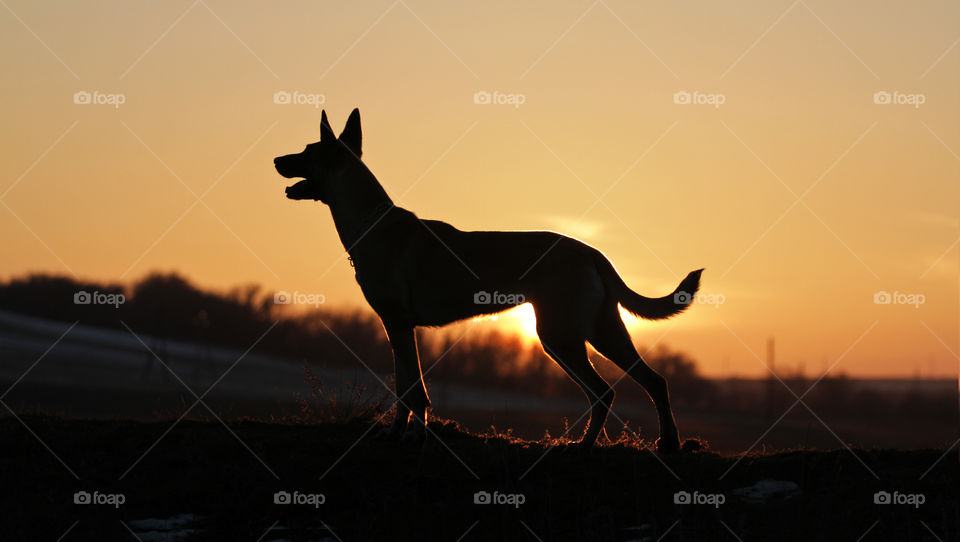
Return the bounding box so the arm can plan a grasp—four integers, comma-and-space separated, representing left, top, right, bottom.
765, 337, 776, 424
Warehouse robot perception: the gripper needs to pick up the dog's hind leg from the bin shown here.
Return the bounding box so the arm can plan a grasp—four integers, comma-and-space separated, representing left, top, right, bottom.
589, 306, 680, 452
538, 326, 613, 450
376, 323, 430, 442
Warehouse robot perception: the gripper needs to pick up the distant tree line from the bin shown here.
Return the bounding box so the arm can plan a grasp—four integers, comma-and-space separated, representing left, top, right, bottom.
1, 272, 954, 423
0, 272, 716, 407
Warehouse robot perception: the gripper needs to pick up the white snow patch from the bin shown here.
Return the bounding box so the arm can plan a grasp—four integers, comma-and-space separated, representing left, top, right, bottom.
128, 514, 199, 531
128, 514, 202, 541
732, 479, 800, 503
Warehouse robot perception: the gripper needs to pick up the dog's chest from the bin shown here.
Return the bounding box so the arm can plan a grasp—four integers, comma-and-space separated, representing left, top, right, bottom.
352, 258, 411, 317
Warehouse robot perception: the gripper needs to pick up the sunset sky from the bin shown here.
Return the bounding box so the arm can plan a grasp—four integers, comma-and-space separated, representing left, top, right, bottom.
2, 0, 958, 377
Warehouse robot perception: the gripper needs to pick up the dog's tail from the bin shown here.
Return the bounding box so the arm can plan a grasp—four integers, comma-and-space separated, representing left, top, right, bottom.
595, 252, 703, 320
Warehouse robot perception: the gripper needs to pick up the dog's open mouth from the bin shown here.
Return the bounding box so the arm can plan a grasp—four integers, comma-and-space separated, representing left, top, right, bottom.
284, 179, 311, 199
274, 158, 320, 200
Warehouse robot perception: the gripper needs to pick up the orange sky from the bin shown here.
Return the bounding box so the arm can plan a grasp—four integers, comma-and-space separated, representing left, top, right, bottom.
1, 0, 958, 377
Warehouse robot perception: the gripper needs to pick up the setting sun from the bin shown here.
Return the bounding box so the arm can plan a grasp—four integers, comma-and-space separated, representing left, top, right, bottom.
479, 303, 540, 343
481, 303, 650, 346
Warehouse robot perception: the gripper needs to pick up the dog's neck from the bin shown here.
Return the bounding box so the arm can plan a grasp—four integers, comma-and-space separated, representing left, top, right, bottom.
327, 162, 396, 256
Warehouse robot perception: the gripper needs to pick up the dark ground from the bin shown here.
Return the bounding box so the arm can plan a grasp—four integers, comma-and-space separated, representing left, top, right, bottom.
2, 415, 957, 542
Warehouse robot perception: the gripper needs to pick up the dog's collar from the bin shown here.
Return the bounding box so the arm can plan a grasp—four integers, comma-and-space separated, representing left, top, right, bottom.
344, 201, 395, 264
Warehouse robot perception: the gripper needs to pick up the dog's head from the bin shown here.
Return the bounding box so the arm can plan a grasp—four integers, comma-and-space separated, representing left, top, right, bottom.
274, 108, 362, 203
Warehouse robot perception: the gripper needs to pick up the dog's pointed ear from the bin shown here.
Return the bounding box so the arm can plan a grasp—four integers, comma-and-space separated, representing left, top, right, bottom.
339, 108, 362, 157
320, 110, 336, 143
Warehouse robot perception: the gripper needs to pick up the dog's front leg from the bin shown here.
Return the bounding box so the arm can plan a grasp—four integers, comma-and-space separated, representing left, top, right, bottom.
376, 323, 430, 442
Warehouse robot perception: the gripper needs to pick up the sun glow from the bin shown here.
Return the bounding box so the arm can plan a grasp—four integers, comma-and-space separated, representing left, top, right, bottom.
481, 304, 652, 345
481, 303, 539, 343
